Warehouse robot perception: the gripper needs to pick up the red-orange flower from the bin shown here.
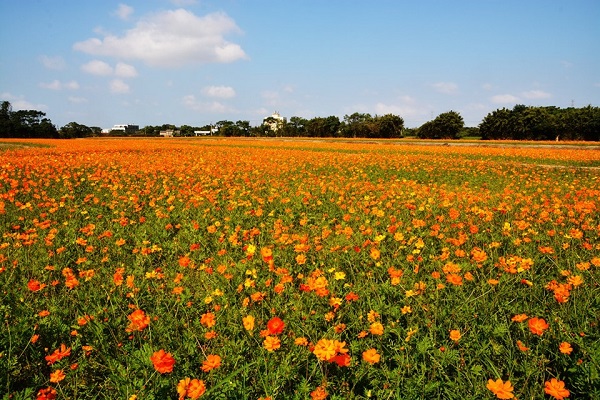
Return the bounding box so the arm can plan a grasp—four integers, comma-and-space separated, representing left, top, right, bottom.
150, 349, 175, 374
486, 378, 514, 399
45, 344, 71, 365
36, 387, 57, 400
266, 316, 285, 335
528, 317, 549, 336
544, 378, 570, 399
201, 354, 221, 372
126, 309, 150, 332
28, 279, 46, 292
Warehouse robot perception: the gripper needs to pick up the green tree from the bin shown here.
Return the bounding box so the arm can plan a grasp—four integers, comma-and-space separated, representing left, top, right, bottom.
59, 122, 92, 139
375, 114, 404, 138
417, 111, 463, 139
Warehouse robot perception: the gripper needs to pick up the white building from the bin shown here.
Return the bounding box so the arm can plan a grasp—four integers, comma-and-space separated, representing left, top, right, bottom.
110, 124, 139, 134
263, 112, 285, 132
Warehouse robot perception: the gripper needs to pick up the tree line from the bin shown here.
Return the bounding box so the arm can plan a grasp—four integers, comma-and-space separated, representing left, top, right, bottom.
479, 104, 600, 141
1, 99, 599, 140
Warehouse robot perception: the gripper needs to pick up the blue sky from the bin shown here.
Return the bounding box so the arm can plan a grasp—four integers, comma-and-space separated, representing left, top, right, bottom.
1, 0, 599, 129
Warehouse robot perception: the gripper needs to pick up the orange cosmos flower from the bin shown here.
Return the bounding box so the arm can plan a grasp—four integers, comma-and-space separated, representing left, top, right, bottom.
313, 339, 345, 361
200, 312, 216, 328
310, 385, 328, 400
528, 317, 549, 336
263, 335, 281, 352
126, 309, 150, 332
242, 315, 255, 331
449, 330, 461, 342
544, 378, 570, 399
369, 322, 384, 335
362, 348, 380, 364
511, 314, 528, 322
49, 369, 65, 383
177, 378, 206, 399
559, 342, 573, 355
150, 349, 175, 374
486, 378, 514, 399
266, 316, 285, 335
111, 268, 124, 286
201, 354, 221, 372
446, 273, 463, 286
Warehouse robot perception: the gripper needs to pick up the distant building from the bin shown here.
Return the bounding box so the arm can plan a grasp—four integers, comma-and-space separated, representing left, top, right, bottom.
194, 127, 217, 136
111, 124, 139, 134
263, 112, 285, 132
159, 129, 180, 137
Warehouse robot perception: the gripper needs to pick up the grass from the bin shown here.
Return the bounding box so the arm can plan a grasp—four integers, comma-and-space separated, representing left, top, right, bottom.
1, 138, 599, 399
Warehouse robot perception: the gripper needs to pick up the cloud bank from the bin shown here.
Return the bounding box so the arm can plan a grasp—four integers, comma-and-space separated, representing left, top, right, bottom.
73, 9, 247, 67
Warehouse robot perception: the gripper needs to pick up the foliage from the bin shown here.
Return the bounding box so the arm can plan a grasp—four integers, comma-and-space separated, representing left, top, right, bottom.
417, 111, 464, 139
479, 105, 600, 141
1, 138, 599, 399
0, 101, 58, 138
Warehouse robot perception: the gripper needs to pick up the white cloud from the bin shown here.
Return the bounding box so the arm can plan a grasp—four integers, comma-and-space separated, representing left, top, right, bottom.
115, 62, 138, 78
491, 94, 520, 104
114, 4, 134, 20
39, 80, 62, 90
1, 92, 47, 111
182, 94, 231, 113
202, 85, 236, 99
74, 10, 247, 67
39, 80, 80, 90
40, 55, 66, 70
110, 79, 130, 94
68, 96, 88, 104
170, 0, 198, 5
521, 90, 551, 99
481, 83, 493, 91
81, 60, 114, 76
431, 82, 458, 95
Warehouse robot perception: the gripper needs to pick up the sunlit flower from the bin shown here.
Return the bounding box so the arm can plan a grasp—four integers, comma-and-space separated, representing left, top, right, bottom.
528, 317, 549, 336
200, 312, 216, 328
201, 354, 221, 372
559, 342, 573, 355
362, 348, 380, 364
486, 378, 514, 399
449, 330, 461, 342
150, 349, 175, 374
49, 369, 65, 383
243, 315, 255, 331
544, 378, 570, 399
369, 322, 384, 335
263, 335, 281, 352
126, 309, 150, 332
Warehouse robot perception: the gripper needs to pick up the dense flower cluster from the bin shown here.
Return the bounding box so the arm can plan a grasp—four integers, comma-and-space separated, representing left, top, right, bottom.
1, 138, 598, 398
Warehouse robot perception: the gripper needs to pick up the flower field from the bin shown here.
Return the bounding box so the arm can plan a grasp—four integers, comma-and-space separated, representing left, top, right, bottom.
1, 138, 599, 399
